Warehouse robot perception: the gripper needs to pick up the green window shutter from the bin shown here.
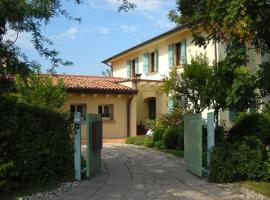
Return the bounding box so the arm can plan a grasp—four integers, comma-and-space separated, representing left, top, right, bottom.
168, 44, 174, 68
229, 108, 236, 122
143, 53, 149, 75
180, 39, 187, 64
154, 48, 158, 72
126, 60, 131, 78
167, 96, 174, 113
135, 57, 139, 74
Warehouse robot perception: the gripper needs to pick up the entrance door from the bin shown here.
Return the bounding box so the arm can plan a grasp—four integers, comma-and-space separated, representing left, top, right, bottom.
148, 98, 156, 120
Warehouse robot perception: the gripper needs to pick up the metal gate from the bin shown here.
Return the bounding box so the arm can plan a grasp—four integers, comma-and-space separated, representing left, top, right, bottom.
86, 114, 102, 178
184, 113, 202, 177
73, 113, 102, 181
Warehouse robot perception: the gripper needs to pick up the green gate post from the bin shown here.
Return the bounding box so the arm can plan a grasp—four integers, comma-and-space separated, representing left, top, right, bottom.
207, 112, 215, 170
74, 112, 81, 181
184, 113, 202, 177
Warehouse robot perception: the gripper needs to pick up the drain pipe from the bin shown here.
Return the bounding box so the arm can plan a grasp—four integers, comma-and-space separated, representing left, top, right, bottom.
127, 95, 134, 137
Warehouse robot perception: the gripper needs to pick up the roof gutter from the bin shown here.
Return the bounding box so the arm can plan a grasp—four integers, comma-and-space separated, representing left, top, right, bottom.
67, 88, 138, 95
102, 23, 189, 64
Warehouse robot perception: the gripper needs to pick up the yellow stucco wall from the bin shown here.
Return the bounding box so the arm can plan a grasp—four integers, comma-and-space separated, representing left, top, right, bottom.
61, 93, 132, 139
111, 29, 218, 79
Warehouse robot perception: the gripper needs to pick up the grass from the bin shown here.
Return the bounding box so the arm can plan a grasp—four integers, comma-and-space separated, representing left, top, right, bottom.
236, 181, 270, 197
158, 148, 184, 158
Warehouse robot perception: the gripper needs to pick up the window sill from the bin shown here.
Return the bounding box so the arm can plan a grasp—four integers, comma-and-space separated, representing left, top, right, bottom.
147, 72, 157, 76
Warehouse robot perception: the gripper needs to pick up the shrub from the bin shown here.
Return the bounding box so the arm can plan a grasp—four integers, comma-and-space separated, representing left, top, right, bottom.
0, 96, 73, 192
126, 136, 153, 147
144, 139, 154, 148
154, 140, 165, 149
209, 136, 270, 183
125, 136, 136, 144
153, 129, 164, 143
228, 112, 270, 145
177, 126, 184, 150
163, 128, 179, 149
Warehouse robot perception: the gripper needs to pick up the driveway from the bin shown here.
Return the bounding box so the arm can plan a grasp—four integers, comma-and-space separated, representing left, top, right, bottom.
55, 144, 248, 200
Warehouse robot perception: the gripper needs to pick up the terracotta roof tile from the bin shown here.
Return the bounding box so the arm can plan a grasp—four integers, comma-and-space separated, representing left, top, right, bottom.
51, 74, 137, 94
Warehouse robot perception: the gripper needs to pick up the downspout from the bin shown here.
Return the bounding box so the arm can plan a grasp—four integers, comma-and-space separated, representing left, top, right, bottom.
127, 95, 134, 137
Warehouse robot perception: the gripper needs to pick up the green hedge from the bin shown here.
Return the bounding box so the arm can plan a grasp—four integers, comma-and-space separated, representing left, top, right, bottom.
209, 136, 270, 183
0, 96, 74, 192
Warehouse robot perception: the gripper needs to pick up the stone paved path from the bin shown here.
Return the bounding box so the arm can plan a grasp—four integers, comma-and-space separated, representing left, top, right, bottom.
54, 144, 248, 200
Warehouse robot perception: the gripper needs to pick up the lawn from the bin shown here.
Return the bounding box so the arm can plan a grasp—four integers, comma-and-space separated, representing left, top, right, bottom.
236, 181, 270, 198
158, 148, 184, 157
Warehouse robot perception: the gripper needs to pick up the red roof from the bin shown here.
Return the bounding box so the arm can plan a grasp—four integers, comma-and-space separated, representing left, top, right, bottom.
51, 74, 137, 94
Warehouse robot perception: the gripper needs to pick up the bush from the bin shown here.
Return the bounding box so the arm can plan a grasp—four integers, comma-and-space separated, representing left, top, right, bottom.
0, 96, 74, 192
228, 113, 270, 145
209, 136, 270, 183
154, 140, 165, 149
144, 139, 154, 148
177, 126, 184, 150
163, 128, 179, 149
153, 128, 164, 143
125, 136, 153, 147
125, 136, 136, 144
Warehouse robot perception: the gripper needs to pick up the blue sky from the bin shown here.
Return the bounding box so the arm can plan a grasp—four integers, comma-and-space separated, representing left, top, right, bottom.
7, 0, 176, 75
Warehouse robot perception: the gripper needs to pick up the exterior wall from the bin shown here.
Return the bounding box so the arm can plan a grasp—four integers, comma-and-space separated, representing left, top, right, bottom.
61, 93, 131, 139
111, 29, 217, 80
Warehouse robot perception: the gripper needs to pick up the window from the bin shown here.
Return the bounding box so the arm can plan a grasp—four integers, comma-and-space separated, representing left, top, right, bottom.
175, 42, 182, 66
70, 104, 86, 121
131, 59, 136, 78
98, 104, 114, 120
150, 52, 155, 73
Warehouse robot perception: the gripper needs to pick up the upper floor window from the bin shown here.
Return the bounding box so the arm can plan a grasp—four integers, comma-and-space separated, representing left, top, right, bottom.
168, 39, 186, 68
150, 52, 155, 73
70, 104, 86, 121
143, 49, 158, 75
126, 58, 139, 79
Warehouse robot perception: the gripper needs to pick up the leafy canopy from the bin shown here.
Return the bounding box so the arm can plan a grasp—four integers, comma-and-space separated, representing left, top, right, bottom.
169, 0, 270, 54
14, 68, 66, 110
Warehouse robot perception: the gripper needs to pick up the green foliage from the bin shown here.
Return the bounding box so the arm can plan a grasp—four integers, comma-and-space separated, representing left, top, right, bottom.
177, 126, 184, 150
209, 136, 270, 183
163, 128, 179, 149
14, 71, 66, 110
0, 96, 74, 192
153, 129, 164, 143
0, 0, 82, 94
170, 0, 270, 54
163, 53, 212, 113
125, 136, 136, 144
228, 112, 270, 145
154, 140, 165, 149
125, 136, 153, 147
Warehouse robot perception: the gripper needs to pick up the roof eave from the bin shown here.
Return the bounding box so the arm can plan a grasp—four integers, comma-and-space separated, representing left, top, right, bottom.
102, 23, 189, 64
67, 88, 138, 95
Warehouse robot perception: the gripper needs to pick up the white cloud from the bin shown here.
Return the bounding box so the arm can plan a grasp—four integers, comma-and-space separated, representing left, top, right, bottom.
59, 27, 78, 40
3, 29, 33, 50
88, 0, 165, 12
120, 25, 137, 33
97, 27, 110, 34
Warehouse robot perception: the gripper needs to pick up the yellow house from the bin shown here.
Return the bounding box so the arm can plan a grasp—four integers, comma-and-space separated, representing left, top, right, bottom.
55, 24, 268, 139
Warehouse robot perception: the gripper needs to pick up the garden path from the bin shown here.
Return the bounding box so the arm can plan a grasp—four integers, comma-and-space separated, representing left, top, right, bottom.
54, 144, 250, 200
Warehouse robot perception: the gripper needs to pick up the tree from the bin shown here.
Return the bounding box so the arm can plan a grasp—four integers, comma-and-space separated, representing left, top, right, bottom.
0, 0, 82, 94
163, 54, 257, 124
163, 54, 212, 113
102, 68, 112, 77
169, 0, 270, 54
14, 68, 66, 110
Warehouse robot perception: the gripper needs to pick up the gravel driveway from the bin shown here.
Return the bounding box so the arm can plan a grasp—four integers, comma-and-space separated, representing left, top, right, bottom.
48, 143, 267, 200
